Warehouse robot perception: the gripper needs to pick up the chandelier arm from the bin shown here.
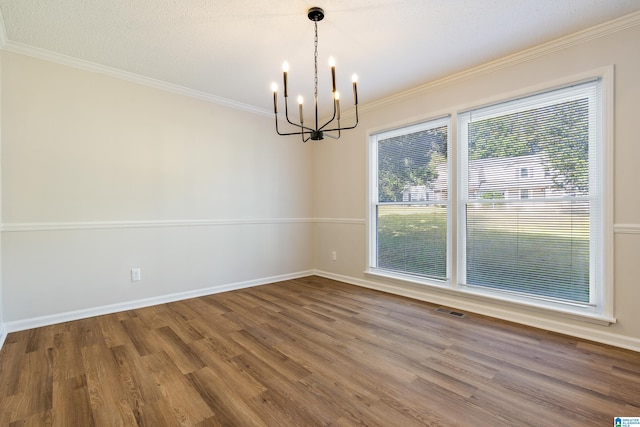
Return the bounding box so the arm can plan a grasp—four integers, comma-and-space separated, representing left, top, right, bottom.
322, 131, 340, 140
274, 114, 284, 135
317, 98, 339, 131
274, 128, 314, 139
318, 114, 337, 132
274, 118, 295, 136
320, 104, 359, 133
274, 110, 314, 140
282, 96, 315, 133
322, 122, 358, 133
298, 111, 309, 143
275, 118, 303, 137
275, 130, 314, 137
276, 117, 315, 136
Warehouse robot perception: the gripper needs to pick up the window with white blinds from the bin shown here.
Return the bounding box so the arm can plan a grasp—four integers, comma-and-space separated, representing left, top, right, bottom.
458, 80, 602, 306
368, 73, 610, 319
370, 118, 449, 281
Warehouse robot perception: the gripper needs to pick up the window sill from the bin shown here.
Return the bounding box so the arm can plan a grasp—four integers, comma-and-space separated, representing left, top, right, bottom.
364, 268, 616, 327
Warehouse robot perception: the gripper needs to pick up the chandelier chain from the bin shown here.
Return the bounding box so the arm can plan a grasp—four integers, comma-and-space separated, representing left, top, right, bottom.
314, 20, 318, 101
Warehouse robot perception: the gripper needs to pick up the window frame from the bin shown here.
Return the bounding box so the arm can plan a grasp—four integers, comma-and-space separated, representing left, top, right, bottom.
458, 78, 606, 316
366, 67, 614, 323
367, 116, 452, 287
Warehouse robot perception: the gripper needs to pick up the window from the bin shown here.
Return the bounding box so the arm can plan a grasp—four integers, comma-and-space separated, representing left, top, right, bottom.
369, 74, 611, 319
369, 118, 449, 282
459, 80, 603, 308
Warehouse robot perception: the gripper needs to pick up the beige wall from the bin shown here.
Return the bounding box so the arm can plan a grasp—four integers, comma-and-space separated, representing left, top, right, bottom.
2, 16, 640, 351
1, 51, 313, 324
312, 20, 640, 350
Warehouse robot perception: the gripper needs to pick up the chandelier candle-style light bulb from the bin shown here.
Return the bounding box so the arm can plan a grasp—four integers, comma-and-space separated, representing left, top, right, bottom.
282, 62, 289, 98
271, 6, 359, 142
329, 56, 337, 93
297, 96, 304, 124
352, 74, 358, 105
271, 82, 278, 113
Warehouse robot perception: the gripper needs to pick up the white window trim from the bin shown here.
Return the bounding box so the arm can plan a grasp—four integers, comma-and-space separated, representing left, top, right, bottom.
366, 66, 614, 325
367, 116, 452, 286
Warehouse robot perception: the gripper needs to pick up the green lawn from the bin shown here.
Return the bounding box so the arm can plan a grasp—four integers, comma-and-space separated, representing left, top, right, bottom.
377, 203, 590, 303
377, 205, 448, 280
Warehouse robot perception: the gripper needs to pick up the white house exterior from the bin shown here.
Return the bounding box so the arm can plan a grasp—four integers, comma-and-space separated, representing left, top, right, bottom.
402, 154, 566, 202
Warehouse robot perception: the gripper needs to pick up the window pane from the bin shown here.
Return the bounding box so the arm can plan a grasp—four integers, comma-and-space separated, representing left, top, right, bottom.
467, 98, 590, 199
466, 201, 590, 302
373, 119, 449, 281
461, 81, 598, 306
378, 126, 448, 202
377, 204, 447, 280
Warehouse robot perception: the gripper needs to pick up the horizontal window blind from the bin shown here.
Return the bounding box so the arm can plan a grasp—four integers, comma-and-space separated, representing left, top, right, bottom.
373, 118, 449, 280
459, 80, 601, 305
377, 204, 448, 279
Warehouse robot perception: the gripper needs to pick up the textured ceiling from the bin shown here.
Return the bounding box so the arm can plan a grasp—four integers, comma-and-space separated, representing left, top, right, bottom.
1, 1, 640, 115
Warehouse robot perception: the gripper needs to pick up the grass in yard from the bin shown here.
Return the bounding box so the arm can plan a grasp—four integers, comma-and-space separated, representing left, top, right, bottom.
377, 205, 447, 280
376, 203, 590, 302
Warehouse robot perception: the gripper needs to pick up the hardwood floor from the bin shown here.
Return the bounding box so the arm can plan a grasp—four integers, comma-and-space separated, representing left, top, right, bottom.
1, 276, 639, 426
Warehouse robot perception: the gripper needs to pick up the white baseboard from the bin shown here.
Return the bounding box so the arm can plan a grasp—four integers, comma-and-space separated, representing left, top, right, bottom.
314, 270, 640, 353
4, 269, 639, 354
3, 270, 314, 334
0, 323, 7, 351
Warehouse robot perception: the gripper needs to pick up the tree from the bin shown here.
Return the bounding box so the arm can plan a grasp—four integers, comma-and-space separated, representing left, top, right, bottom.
468, 98, 589, 195
378, 126, 447, 202
537, 99, 589, 195
469, 112, 539, 160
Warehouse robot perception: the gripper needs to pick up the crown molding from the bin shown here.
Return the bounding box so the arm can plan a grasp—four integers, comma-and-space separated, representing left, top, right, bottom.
361, 10, 640, 113
0, 40, 272, 118
1, 10, 639, 119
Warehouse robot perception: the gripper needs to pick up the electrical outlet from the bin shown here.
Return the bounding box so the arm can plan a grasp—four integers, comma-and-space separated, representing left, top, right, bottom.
331, 251, 337, 261
131, 268, 142, 282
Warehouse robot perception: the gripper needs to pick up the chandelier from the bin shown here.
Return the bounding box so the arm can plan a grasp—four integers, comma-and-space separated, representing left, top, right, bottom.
271, 7, 359, 141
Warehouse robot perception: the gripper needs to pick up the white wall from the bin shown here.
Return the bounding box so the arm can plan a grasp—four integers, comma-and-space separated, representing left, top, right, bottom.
1, 51, 313, 328
312, 16, 640, 351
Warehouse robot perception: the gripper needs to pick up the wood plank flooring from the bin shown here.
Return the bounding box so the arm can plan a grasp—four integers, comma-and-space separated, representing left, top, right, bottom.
1, 276, 639, 426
